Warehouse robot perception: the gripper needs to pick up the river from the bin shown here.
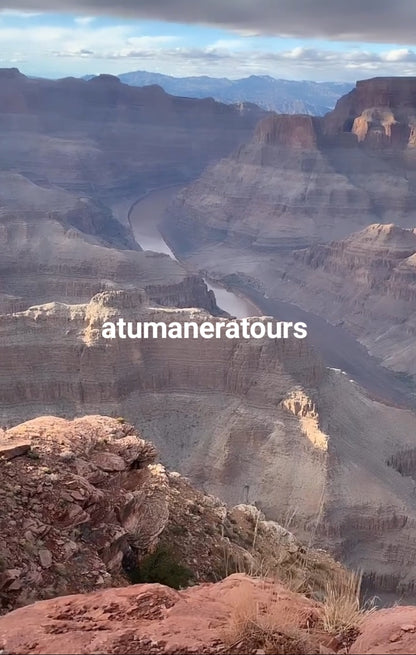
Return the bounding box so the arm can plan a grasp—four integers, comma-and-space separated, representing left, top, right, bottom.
129, 186, 416, 409
128, 186, 259, 319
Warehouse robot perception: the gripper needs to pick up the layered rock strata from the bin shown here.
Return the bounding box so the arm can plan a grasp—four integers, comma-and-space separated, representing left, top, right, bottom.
260, 224, 416, 377
163, 77, 416, 379
1, 290, 416, 597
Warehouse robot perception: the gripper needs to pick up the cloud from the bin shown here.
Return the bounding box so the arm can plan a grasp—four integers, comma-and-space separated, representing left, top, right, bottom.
0, 9, 41, 17
1, 16, 416, 81
2, 0, 416, 44
74, 16, 95, 26
43, 40, 416, 80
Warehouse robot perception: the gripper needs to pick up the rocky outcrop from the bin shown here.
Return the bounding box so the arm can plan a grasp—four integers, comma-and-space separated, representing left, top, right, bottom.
0, 575, 332, 655
0, 415, 318, 615
351, 607, 416, 654
2, 571, 416, 654
324, 77, 416, 145
254, 113, 320, 148
2, 290, 416, 598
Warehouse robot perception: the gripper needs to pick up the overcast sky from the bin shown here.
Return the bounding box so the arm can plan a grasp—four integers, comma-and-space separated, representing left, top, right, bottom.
1, 1, 416, 81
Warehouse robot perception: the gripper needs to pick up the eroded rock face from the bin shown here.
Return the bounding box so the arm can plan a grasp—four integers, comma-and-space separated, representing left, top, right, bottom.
2, 291, 416, 598
0, 69, 264, 312
162, 77, 416, 383
165, 80, 416, 256
0, 69, 264, 198
324, 77, 416, 145
0, 173, 217, 313
263, 224, 416, 376
0, 415, 316, 615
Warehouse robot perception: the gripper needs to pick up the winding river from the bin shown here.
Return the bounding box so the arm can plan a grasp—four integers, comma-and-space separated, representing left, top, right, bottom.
128, 186, 259, 319
129, 186, 416, 409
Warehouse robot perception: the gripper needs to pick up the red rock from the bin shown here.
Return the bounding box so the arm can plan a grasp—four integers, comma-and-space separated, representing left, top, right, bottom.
0, 574, 325, 655
91, 451, 126, 472
351, 607, 416, 654
0, 440, 30, 460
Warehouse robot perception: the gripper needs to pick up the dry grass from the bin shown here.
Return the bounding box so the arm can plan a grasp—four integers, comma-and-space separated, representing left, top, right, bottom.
222, 538, 377, 652
222, 584, 321, 655
321, 569, 376, 636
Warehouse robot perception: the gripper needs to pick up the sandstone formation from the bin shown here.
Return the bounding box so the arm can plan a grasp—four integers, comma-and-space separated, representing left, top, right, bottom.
1, 572, 416, 654
2, 290, 416, 598
162, 77, 416, 380
0, 415, 317, 616
351, 607, 416, 654
0, 574, 338, 655
0, 173, 217, 312
0, 69, 264, 201
165, 79, 416, 254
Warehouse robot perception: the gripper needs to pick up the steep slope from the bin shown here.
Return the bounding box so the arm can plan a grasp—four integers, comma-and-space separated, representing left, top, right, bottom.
0, 173, 216, 313
166, 78, 416, 254
0, 415, 314, 616
0, 69, 264, 200
270, 224, 416, 376
0, 68, 264, 312
2, 290, 416, 597
162, 77, 416, 378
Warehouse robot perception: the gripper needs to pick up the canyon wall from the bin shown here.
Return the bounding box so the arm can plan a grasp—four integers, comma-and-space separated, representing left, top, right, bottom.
0, 68, 264, 313
163, 77, 416, 378
2, 290, 416, 597
272, 224, 416, 376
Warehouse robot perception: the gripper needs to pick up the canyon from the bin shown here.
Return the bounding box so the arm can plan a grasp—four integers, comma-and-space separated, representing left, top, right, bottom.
0, 69, 264, 312
1, 68, 416, 626
163, 76, 416, 382
2, 290, 416, 599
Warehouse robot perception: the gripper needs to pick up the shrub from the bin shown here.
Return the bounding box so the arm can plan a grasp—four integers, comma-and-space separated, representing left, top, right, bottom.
128, 545, 193, 590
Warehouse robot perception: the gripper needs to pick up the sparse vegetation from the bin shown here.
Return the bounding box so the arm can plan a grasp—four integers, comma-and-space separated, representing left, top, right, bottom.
222, 584, 321, 654
222, 555, 376, 654
26, 449, 40, 460
321, 569, 376, 640
127, 545, 193, 590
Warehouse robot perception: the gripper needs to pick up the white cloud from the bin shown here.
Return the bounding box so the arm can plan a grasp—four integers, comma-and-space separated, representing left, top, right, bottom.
383, 48, 416, 63
74, 16, 95, 26
0, 9, 40, 17
1, 21, 416, 82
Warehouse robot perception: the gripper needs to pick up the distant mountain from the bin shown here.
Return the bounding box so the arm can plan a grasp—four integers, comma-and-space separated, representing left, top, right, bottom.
82, 72, 353, 115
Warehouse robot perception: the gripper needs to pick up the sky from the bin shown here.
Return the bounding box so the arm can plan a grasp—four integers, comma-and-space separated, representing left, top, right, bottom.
1, 1, 416, 81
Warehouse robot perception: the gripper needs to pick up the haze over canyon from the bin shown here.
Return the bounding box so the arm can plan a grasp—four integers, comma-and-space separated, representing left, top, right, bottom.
1, 63, 416, 654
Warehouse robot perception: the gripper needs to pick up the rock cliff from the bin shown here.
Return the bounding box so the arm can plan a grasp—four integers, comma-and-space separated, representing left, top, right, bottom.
0, 69, 264, 199
2, 290, 416, 598
162, 77, 416, 380
0, 173, 216, 312
0, 415, 313, 616
0, 69, 264, 313
257, 224, 416, 377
